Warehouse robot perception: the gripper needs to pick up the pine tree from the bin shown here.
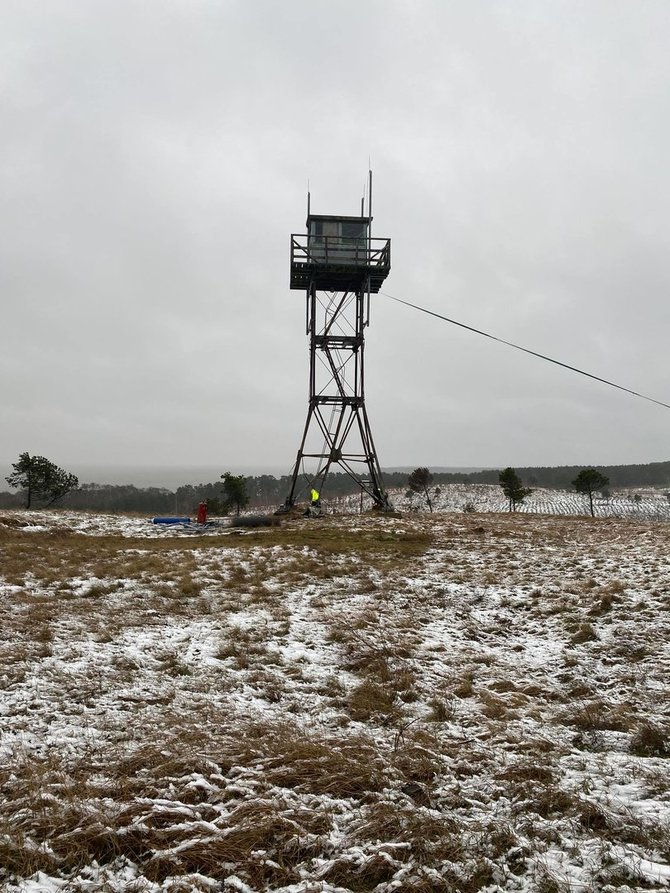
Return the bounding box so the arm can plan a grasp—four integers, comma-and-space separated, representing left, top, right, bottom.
6, 452, 78, 509
498, 467, 532, 512
572, 468, 609, 517
408, 467, 435, 512
220, 472, 249, 516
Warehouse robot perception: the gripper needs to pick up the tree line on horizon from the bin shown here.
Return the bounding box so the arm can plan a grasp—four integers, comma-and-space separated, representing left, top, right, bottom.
434, 460, 670, 489
2, 453, 669, 513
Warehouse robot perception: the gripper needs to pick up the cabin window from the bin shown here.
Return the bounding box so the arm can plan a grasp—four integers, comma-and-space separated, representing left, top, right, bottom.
310, 220, 339, 239
341, 222, 367, 241
309, 220, 367, 241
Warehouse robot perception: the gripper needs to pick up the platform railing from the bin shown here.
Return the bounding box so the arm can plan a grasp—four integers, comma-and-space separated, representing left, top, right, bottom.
291, 235, 390, 269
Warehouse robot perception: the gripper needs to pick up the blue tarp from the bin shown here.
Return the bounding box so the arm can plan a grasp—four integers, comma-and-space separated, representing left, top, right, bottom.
151, 517, 192, 525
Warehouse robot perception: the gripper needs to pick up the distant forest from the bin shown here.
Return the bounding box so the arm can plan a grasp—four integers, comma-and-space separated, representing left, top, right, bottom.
444, 460, 670, 490
1, 460, 669, 513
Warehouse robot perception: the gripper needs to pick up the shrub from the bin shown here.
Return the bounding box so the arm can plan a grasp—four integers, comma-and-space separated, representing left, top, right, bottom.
630, 722, 669, 757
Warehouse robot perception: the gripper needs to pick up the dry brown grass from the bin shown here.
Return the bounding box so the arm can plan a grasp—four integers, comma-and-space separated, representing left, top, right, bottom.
630, 720, 669, 756
563, 699, 635, 733
2, 510, 670, 889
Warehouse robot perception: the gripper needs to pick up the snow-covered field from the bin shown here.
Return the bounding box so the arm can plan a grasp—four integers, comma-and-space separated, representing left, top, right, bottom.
344, 484, 670, 522
0, 499, 669, 892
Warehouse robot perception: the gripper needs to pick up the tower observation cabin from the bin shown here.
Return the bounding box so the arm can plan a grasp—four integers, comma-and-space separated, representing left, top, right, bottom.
283, 177, 392, 512
290, 215, 390, 293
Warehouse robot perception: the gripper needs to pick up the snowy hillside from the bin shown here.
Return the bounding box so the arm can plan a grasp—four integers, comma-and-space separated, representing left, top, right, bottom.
0, 505, 668, 892
337, 484, 670, 522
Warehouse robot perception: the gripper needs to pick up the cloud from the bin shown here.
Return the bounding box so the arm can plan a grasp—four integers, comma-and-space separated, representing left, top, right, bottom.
2, 0, 669, 477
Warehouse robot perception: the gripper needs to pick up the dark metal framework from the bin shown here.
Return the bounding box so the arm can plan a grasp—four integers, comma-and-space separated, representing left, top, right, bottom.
283, 182, 392, 511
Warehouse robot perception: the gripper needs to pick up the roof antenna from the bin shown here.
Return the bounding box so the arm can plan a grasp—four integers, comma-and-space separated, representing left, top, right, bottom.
307, 179, 311, 220
368, 168, 373, 227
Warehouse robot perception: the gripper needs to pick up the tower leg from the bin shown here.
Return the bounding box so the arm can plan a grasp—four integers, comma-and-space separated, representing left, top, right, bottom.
282, 280, 391, 512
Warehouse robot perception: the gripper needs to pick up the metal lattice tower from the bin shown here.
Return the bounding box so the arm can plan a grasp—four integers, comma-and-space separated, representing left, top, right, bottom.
282, 176, 392, 510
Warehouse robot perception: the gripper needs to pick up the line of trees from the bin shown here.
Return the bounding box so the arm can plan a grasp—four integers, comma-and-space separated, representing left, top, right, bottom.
0, 466, 415, 513
433, 461, 670, 489
0, 451, 654, 516
0, 457, 262, 516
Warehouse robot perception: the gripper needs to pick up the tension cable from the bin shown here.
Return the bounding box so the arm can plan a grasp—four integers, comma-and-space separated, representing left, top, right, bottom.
382, 292, 670, 412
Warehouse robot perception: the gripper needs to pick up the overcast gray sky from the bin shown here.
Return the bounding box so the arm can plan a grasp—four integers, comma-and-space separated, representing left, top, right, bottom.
2, 0, 669, 481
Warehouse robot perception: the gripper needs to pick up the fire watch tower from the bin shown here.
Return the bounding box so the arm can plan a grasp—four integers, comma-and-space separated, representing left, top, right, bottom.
283, 176, 392, 510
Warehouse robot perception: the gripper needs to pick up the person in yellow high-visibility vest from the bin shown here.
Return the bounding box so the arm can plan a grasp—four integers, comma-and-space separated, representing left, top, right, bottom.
304, 486, 321, 517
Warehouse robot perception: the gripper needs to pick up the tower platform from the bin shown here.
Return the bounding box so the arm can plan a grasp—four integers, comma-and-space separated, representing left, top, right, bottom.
290, 234, 390, 292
